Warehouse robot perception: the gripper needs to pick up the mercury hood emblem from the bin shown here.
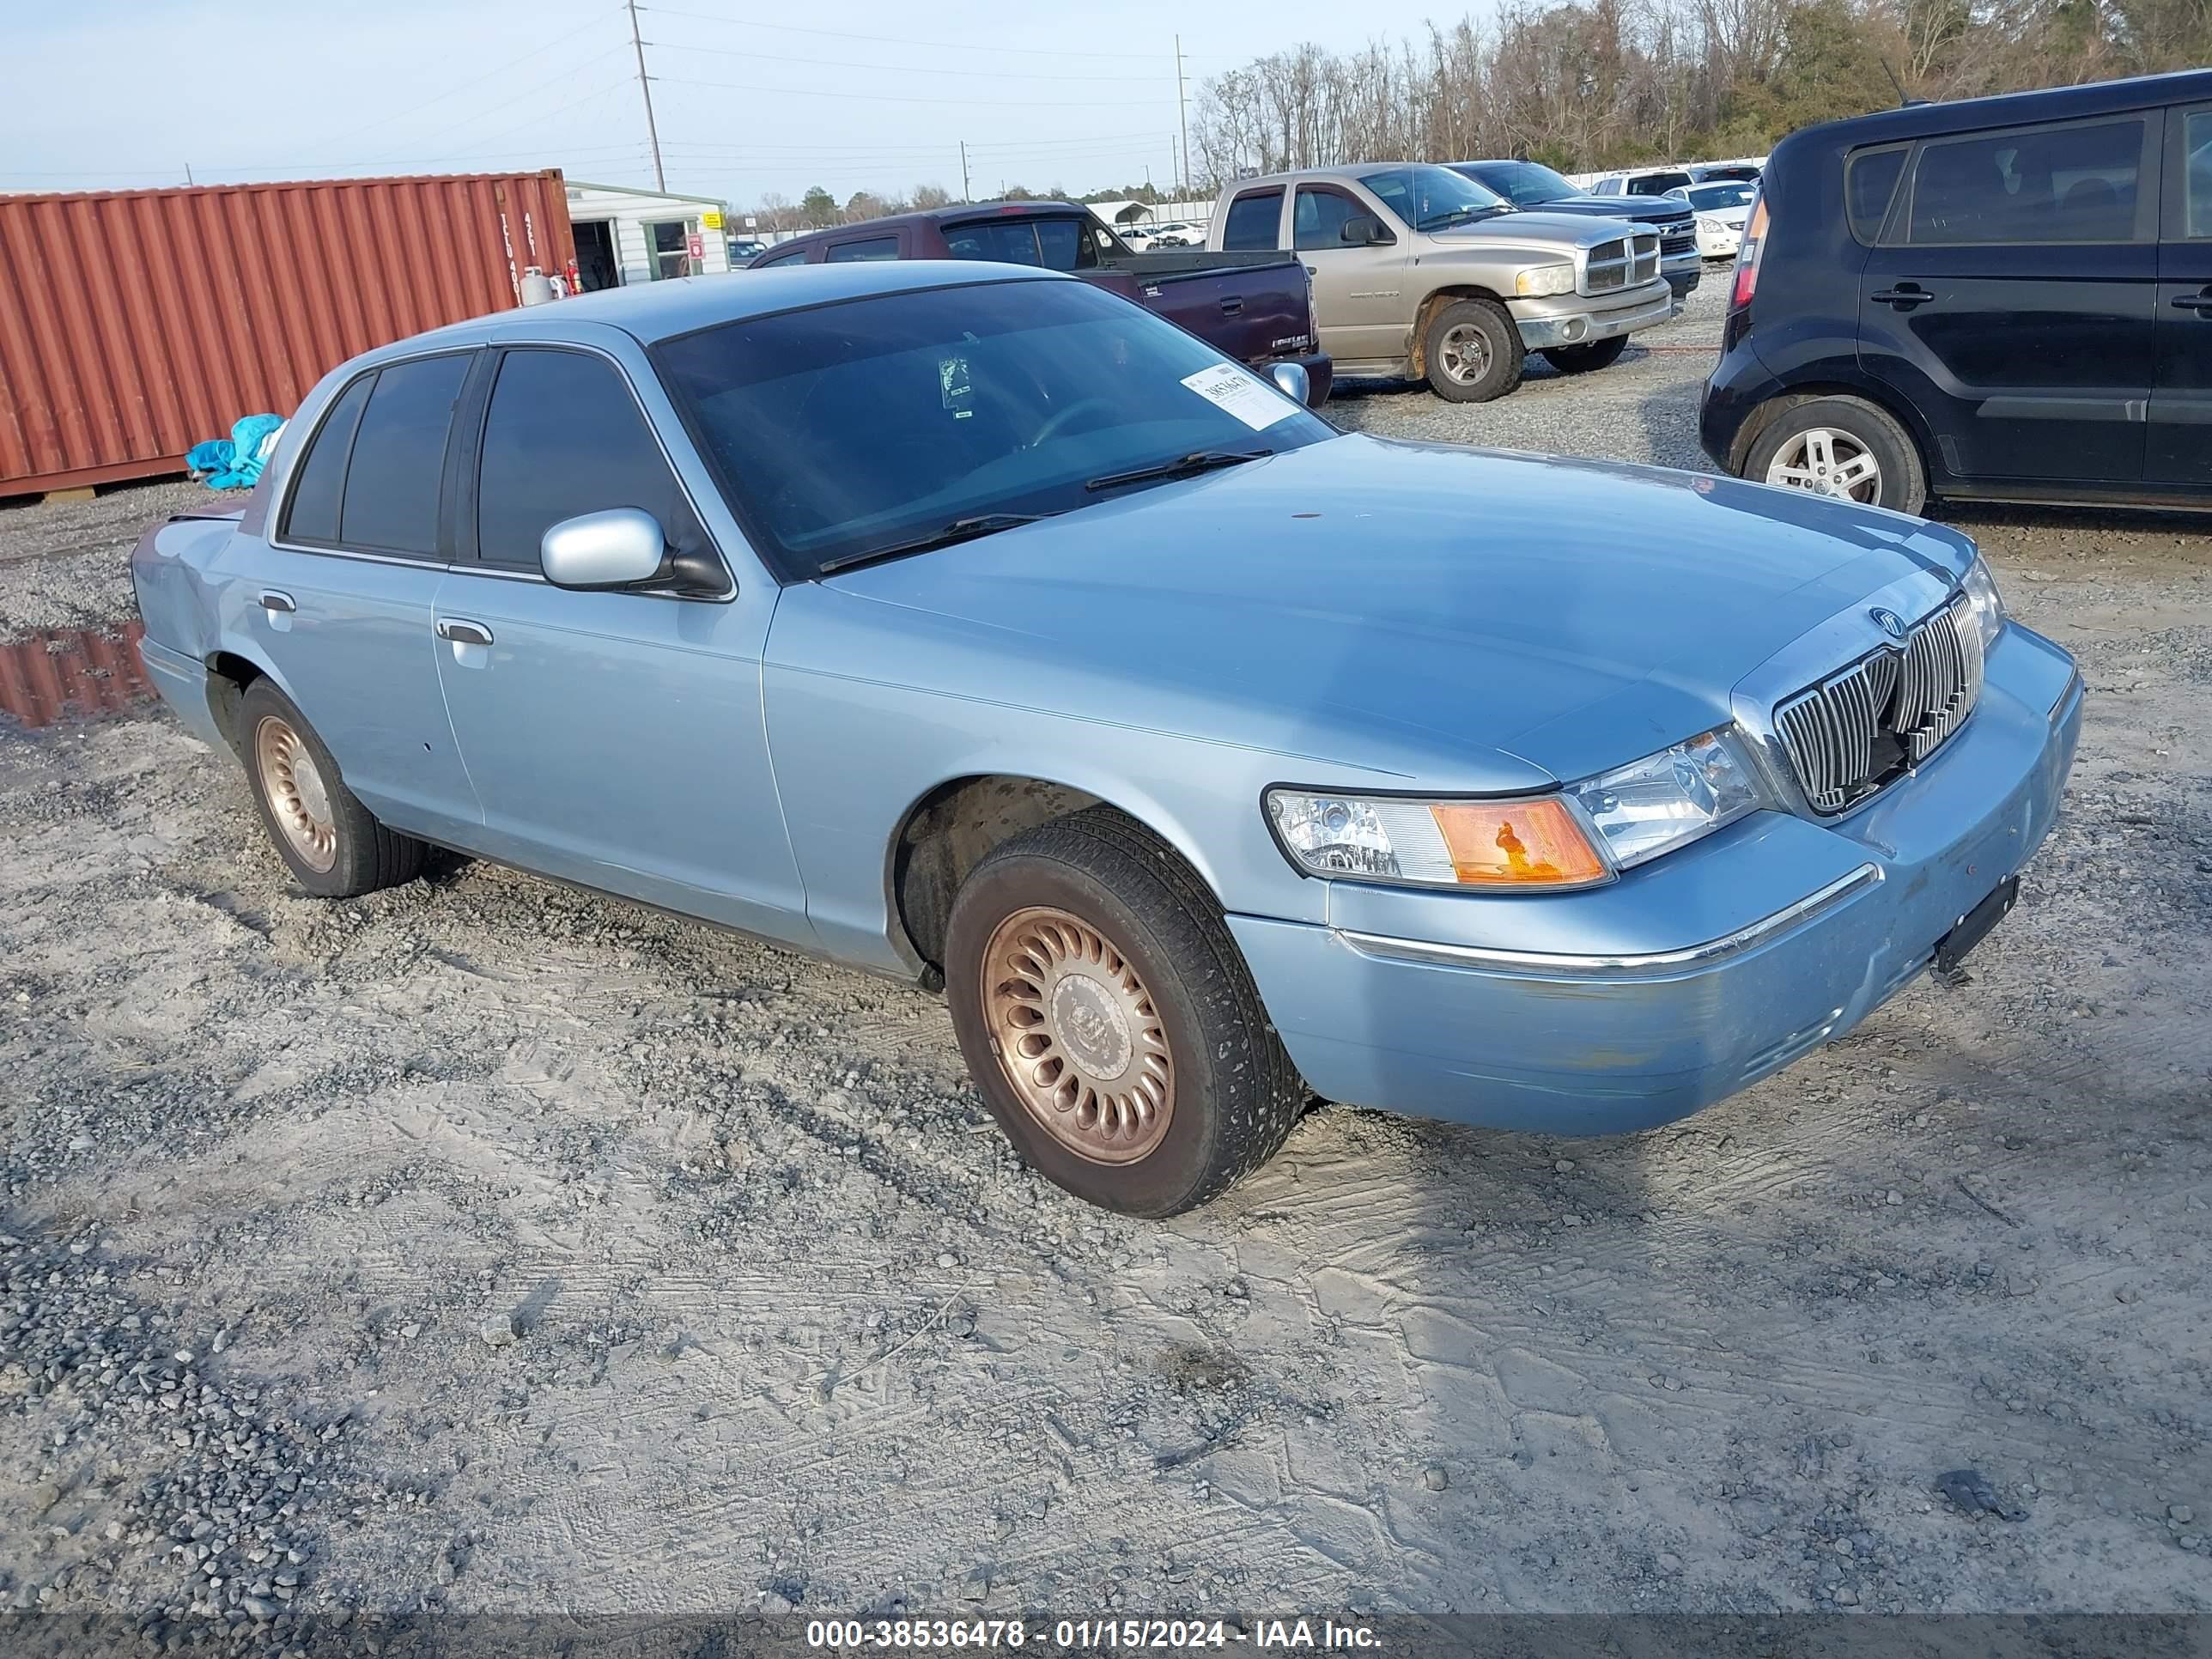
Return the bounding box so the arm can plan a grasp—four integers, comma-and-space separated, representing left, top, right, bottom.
1869, 606, 1908, 640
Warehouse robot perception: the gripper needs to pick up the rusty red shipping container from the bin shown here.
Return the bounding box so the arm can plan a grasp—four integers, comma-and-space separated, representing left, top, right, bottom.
0, 171, 575, 499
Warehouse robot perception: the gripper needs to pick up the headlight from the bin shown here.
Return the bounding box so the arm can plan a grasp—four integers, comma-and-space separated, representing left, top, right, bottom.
1960, 556, 2005, 652
1697, 216, 1721, 231
1516, 264, 1577, 298
1566, 727, 1770, 871
1264, 790, 1610, 890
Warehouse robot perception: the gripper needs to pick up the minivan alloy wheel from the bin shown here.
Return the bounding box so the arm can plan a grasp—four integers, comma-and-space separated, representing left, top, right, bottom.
981, 904, 1174, 1164
1765, 427, 1881, 502
254, 714, 338, 873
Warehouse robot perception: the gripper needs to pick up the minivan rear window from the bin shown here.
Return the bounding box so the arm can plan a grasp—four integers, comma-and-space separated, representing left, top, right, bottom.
1903, 118, 2145, 245
1845, 147, 1907, 243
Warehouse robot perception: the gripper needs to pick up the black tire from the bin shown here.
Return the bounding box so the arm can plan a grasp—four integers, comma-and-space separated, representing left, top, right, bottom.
239, 678, 426, 898
1422, 298, 1524, 403
1540, 334, 1629, 375
944, 808, 1304, 1217
1741, 395, 1929, 515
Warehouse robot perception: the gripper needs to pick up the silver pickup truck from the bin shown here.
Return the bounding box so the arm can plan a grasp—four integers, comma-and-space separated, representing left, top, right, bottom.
1206, 163, 1678, 402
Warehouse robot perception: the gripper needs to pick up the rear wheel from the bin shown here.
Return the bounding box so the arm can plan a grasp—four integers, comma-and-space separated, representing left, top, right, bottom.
1540, 335, 1629, 375
945, 809, 1304, 1216
240, 679, 426, 897
1744, 396, 1928, 515
1422, 298, 1523, 403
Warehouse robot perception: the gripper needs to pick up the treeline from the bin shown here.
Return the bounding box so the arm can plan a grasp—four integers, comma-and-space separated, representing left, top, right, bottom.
1187, 0, 2212, 179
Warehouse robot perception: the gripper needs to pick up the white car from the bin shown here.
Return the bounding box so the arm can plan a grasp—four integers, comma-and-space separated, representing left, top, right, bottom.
1668, 180, 1757, 258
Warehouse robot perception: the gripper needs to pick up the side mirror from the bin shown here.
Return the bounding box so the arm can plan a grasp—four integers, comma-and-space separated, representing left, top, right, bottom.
1340, 215, 1386, 246
540, 507, 672, 590
1269, 362, 1311, 405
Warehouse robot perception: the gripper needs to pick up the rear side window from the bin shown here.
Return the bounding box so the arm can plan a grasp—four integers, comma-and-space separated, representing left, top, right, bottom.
1904, 118, 2146, 245
474, 349, 697, 571
337, 354, 471, 556
1221, 189, 1283, 251
1845, 147, 1908, 243
283, 374, 373, 544
2185, 111, 2212, 239
753, 246, 808, 268
826, 236, 900, 263
941, 218, 1098, 270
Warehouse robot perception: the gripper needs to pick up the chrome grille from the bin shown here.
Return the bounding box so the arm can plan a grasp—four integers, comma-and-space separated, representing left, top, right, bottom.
1657, 216, 1697, 256
1630, 232, 1659, 284
1585, 238, 1628, 292
1774, 599, 1984, 814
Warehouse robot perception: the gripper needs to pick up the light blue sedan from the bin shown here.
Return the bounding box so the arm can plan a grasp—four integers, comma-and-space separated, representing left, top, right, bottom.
131, 261, 2083, 1215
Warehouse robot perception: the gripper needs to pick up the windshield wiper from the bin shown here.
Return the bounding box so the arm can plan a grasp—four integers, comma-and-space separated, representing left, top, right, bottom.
1084, 448, 1272, 493
816, 512, 1054, 575
1426, 204, 1510, 228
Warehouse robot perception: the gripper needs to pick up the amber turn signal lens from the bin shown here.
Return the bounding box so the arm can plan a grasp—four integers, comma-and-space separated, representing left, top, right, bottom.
1428, 798, 1608, 887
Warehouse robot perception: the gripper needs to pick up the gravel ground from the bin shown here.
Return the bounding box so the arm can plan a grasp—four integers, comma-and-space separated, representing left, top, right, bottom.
2, 290, 2209, 1637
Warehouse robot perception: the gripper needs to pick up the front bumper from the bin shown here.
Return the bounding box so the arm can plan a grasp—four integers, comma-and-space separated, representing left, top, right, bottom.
1229, 625, 2083, 1135
1662, 251, 1702, 296
1698, 223, 1744, 258
1511, 283, 1677, 349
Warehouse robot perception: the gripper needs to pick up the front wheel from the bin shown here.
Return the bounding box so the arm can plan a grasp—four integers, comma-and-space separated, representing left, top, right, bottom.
1743, 396, 1928, 515
944, 809, 1304, 1217
1540, 335, 1629, 375
1422, 298, 1524, 403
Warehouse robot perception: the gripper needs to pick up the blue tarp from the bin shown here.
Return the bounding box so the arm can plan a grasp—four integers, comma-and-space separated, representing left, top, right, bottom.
186, 413, 287, 491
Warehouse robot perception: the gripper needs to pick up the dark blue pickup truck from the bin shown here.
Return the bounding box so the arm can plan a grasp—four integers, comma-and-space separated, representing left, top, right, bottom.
750, 202, 1333, 404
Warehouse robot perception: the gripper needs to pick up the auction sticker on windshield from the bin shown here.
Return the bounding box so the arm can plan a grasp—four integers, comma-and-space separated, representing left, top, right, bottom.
1181, 364, 1300, 431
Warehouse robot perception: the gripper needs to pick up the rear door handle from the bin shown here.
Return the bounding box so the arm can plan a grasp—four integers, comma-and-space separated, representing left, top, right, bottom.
1219, 295, 1243, 314
1872, 284, 1935, 310
258, 590, 295, 614
2171, 290, 2212, 314
434, 618, 494, 647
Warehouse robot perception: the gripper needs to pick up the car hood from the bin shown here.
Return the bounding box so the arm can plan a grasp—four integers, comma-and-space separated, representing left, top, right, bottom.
808, 435, 1976, 790
1697, 204, 1752, 227
1528, 194, 1686, 222
1428, 211, 1648, 252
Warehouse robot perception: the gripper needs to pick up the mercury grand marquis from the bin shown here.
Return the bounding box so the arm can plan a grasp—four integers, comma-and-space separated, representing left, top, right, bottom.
131, 261, 2084, 1215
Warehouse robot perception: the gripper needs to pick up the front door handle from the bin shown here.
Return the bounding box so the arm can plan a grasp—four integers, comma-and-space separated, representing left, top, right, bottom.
258, 590, 295, 614
1872, 284, 1935, 310
2171, 289, 2212, 314
434, 618, 494, 647
1219, 295, 1243, 315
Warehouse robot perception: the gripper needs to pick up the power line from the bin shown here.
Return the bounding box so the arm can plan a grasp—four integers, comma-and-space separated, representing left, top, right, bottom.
641, 36, 1170, 83
653, 74, 1169, 109
637, 5, 1216, 63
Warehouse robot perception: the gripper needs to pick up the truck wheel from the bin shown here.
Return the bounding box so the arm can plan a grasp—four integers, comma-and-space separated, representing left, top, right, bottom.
944, 807, 1304, 1218
1422, 299, 1523, 403
1744, 396, 1928, 515
1540, 335, 1629, 375
240, 678, 426, 898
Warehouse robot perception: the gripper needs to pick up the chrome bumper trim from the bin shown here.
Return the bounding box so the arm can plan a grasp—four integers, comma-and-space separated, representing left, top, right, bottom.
1516, 289, 1677, 349
2051, 665, 2084, 721
1334, 863, 1883, 980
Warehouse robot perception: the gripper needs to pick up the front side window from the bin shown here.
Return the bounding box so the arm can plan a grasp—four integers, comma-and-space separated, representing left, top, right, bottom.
337, 354, 471, 556
1355, 165, 1507, 232
826, 236, 901, 263
753, 246, 808, 268
653, 278, 1335, 580
941, 218, 1098, 270
474, 349, 699, 573
1905, 118, 2145, 245
1220, 189, 1283, 251
283, 373, 373, 544
1293, 186, 1373, 250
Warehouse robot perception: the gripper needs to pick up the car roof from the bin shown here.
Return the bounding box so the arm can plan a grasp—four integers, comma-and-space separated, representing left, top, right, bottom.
1786, 67, 2212, 152
393, 262, 1066, 352
1226, 161, 1458, 191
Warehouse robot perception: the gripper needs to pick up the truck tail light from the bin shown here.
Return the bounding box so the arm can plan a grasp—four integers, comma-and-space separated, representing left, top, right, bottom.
1729, 194, 1768, 312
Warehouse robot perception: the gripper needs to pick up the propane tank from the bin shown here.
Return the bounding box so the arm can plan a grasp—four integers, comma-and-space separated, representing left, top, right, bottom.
519, 265, 557, 306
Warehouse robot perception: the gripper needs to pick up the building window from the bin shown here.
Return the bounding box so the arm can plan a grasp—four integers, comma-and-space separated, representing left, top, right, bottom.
648, 220, 694, 280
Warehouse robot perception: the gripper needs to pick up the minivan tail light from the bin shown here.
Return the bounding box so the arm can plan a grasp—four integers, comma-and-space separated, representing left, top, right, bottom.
1729, 194, 1769, 311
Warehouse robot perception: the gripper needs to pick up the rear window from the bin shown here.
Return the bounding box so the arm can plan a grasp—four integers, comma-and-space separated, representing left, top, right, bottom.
1220, 189, 1283, 251
1845, 147, 1907, 242
1630, 172, 1692, 196
1903, 118, 2146, 245
826, 237, 900, 263
941, 217, 1099, 270
337, 354, 471, 556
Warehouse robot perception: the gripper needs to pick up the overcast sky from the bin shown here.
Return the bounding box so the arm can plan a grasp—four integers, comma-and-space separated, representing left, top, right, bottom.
3, 1, 1482, 210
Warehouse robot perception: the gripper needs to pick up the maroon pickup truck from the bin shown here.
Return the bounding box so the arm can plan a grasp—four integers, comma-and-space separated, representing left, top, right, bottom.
750, 203, 1332, 404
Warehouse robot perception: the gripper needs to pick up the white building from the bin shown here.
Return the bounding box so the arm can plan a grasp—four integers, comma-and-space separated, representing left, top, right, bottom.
564, 180, 732, 291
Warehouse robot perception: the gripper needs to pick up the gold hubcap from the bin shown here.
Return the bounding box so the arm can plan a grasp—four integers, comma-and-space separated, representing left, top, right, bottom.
255, 714, 337, 873
981, 906, 1173, 1164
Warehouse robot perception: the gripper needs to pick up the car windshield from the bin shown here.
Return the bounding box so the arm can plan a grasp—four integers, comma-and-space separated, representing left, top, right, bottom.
652, 278, 1336, 580
1358, 164, 1509, 230
1686, 183, 1754, 210
1465, 161, 1574, 206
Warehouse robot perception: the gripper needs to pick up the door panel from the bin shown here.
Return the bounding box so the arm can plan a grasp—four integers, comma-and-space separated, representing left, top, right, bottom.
2151, 103, 2212, 484
1859, 115, 2159, 485
1291, 184, 1408, 363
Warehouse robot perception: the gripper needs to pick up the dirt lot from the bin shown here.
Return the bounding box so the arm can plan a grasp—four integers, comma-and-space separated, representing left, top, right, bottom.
2, 278, 2208, 1634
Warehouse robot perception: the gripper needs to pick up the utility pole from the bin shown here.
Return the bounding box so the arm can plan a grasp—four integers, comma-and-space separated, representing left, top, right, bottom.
627, 0, 665, 191
1174, 35, 1189, 200
184, 161, 195, 186
958, 141, 970, 203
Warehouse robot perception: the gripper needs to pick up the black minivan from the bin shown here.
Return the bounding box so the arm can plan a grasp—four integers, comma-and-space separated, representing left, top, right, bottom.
1701, 69, 2212, 514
